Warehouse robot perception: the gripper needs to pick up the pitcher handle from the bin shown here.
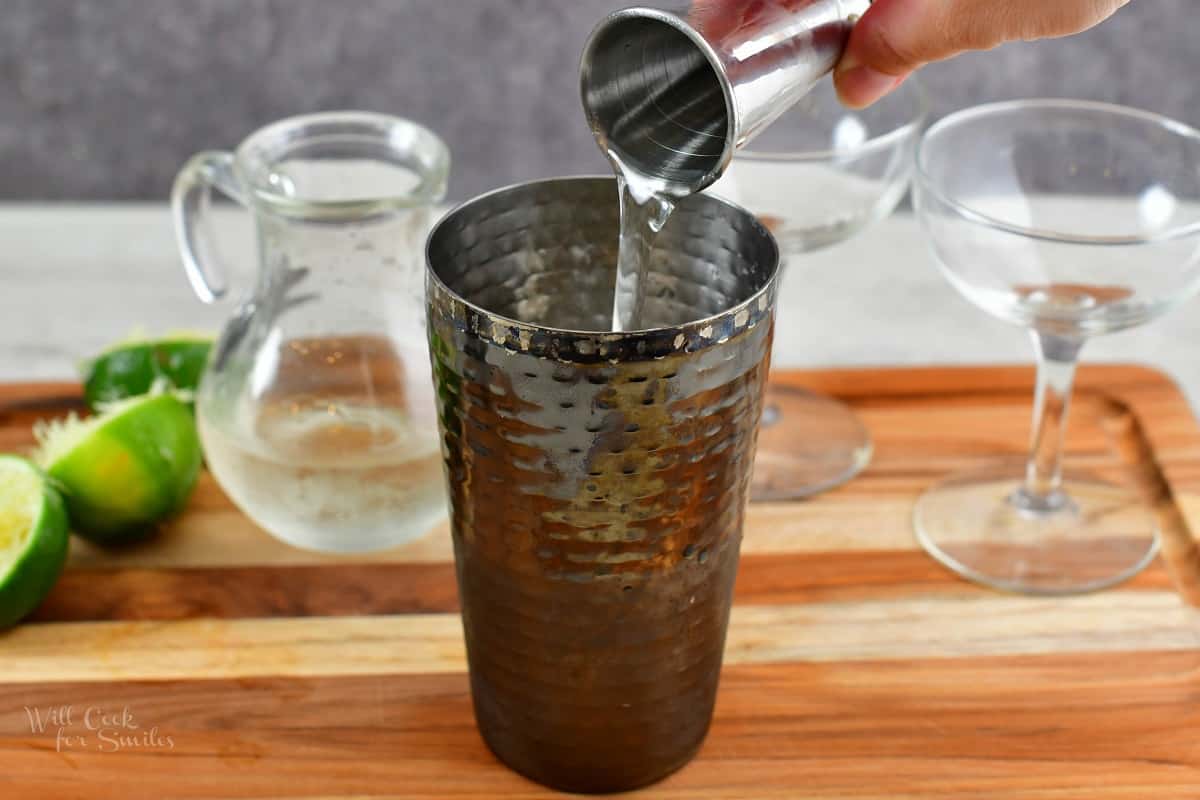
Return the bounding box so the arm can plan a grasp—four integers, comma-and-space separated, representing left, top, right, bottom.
171, 151, 245, 303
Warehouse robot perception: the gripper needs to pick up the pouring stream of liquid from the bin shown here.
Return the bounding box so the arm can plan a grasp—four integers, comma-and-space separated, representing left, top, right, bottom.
608, 150, 682, 332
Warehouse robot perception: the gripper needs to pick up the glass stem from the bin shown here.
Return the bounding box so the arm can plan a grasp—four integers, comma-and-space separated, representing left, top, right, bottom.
1015, 331, 1084, 513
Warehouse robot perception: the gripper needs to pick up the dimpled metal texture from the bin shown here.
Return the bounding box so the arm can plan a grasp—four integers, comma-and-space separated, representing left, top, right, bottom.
426, 177, 778, 794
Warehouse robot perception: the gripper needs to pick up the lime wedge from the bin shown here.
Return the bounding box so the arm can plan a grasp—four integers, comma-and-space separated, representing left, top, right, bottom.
36, 393, 202, 545
0, 455, 69, 628
81, 334, 212, 410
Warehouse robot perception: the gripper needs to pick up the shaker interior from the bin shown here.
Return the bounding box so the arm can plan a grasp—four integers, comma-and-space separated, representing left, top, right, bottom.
428, 178, 775, 333
581, 14, 730, 191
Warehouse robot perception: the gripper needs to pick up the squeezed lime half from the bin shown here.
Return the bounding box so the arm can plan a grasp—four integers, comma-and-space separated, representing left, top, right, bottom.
0, 455, 70, 628
36, 393, 202, 545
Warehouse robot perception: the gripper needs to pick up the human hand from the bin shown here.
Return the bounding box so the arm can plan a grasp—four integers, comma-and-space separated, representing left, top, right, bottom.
835, 0, 1130, 108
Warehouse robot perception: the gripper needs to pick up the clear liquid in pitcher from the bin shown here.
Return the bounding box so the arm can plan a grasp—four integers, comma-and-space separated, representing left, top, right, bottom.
198, 335, 445, 552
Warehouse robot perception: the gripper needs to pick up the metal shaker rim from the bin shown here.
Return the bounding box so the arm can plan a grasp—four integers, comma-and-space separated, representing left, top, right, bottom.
425, 175, 780, 362
579, 7, 738, 194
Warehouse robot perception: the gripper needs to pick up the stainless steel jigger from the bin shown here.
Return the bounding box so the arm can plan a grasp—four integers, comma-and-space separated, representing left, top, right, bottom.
581, 0, 871, 193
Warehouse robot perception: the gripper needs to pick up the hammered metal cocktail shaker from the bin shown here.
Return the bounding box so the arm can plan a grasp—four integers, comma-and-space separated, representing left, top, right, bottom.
581, 0, 871, 194
426, 177, 779, 793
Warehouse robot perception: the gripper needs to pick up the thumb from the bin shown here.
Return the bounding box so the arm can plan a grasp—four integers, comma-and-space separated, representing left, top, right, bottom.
834, 0, 1131, 108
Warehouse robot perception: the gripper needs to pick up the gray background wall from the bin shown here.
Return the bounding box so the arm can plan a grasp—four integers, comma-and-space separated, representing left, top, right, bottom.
2, 0, 1197, 203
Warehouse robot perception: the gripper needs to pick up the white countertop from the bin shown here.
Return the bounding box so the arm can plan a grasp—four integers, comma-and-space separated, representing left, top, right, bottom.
3, 203, 1199, 415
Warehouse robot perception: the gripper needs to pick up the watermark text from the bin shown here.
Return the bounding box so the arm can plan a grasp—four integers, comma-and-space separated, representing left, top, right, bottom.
24, 705, 175, 752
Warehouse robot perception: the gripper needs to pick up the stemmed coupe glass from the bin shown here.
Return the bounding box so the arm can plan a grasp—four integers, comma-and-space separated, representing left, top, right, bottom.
711, 77, 927, 500
914, 99, 1200, 595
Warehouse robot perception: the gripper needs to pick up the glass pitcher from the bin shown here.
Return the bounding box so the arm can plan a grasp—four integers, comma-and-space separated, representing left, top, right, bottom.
171, 112, 451, 553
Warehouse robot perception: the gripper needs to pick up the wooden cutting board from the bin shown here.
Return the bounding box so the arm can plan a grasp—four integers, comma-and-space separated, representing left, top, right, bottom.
1, 366, 1198, 799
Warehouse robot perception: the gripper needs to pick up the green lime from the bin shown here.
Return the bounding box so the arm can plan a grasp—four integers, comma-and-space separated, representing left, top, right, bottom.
81, 334, 212, 410
36, 393, 202, 546
0, 455, 70, 628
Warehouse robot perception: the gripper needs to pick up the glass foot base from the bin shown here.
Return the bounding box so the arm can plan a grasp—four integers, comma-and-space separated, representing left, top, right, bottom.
751, 385, 873, 501
914, 461, 1160, 595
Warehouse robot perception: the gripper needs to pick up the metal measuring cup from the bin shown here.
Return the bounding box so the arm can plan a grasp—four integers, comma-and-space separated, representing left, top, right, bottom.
581, 0, 871, 193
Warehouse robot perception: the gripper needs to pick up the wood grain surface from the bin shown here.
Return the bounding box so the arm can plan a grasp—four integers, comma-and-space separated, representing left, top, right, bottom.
1, 366, 1198, 799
